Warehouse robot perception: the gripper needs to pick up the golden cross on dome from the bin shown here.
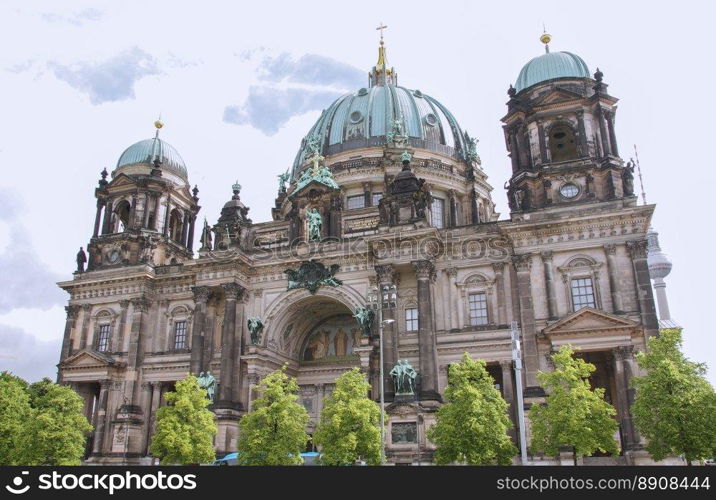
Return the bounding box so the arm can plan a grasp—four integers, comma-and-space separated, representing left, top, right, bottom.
376, 22, 388, 41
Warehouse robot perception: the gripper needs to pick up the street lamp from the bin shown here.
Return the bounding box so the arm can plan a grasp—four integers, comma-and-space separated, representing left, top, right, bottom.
511, 320, 529, 465
367, 283, 397, 465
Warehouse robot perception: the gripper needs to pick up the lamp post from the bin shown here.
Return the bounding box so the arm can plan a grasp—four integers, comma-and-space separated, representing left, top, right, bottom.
367, 283, 396, 465
511, 320, 529, 465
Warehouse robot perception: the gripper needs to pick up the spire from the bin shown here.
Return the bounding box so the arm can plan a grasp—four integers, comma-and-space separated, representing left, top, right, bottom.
540, 26, 552, 53
369, 22, 397, 87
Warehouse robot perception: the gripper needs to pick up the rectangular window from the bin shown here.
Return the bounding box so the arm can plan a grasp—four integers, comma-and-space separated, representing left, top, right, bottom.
96, 324, 111, 352
571, 277, 596, 310
347, 195, 365, 210
431, 198, 445, 228
173, 320, 188, 349
468, 292, 489, 326
405, 307, 419, 332
372, 192, 383, 205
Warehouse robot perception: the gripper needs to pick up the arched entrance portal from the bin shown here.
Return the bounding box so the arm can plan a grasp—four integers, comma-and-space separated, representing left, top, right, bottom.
260, 287, 372, 431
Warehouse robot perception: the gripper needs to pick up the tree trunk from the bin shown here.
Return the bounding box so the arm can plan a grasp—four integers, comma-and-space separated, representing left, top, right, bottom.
573, 446, 578, 466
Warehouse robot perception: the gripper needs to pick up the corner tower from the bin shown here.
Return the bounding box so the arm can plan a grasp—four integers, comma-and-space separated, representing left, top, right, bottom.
84, 120, 200, 271
502, 33, 635, 215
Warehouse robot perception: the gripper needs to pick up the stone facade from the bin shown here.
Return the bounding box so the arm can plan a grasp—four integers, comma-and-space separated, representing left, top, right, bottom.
57, 39, 669, 465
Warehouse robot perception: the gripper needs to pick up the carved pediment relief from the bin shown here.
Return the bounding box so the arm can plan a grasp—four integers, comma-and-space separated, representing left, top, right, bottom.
543, 307, 639, 337
533, 88, 583, 107
61, 349, 124, 370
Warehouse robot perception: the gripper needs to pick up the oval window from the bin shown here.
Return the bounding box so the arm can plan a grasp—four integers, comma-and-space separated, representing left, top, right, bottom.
560, 183, 579, 199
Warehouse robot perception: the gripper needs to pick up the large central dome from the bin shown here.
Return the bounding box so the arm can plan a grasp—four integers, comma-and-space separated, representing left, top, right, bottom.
291, 40, 471, 179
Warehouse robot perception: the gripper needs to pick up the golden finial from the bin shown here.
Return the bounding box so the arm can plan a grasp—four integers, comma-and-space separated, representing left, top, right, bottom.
540, 25, 552, 53
154, 114, 164, 130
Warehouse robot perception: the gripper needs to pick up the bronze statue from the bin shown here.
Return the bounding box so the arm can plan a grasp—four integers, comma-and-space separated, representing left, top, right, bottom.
390, 360, 417, 395
76, 247, 87, 272
197, 371, 216, 403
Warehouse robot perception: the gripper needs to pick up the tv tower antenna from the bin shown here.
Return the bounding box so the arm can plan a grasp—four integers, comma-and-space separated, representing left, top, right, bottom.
632, 144, 647, 205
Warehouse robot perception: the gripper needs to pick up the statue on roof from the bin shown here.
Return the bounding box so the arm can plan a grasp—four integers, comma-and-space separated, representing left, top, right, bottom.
277, 170, 290, 194
76, 247, 87, 273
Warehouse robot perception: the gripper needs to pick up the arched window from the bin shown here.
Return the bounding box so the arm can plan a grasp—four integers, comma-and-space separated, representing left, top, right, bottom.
114, 200, 131, 233
92, 309, 116, 352
549, 124, 578, 162
169, 209, 183, 243
167, 305, 193, 351
558, 256, 604, 313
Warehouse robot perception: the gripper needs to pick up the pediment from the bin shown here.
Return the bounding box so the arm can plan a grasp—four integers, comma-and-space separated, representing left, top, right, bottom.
543, 307, 640, 336
289, 179, 340, 198
107, 173, 138, 188
61, 349, 121, 369
533, 88, 583, 106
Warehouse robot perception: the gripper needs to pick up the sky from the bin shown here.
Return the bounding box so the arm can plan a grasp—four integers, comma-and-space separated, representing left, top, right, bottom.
0, 0, 714, 384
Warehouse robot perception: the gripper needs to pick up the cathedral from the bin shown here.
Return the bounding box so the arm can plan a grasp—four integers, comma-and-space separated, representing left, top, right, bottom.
56, 32, 675, 465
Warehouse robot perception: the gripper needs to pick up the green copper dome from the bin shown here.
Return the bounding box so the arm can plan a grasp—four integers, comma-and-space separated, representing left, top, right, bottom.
291, 84, 471, 179
515, 51, 590, 93
116, 137, 188, 180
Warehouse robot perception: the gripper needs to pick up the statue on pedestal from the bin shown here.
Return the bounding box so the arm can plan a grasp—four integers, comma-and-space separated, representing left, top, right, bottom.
76, 247, 87, 272
390, 359, 417, 395
247, 317, 264, 345
307, 208, 322, 241
197, 371, 216, 403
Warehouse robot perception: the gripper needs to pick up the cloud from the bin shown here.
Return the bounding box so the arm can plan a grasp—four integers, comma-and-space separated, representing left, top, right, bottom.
0, 190, 67, 314
223, 87, 343, 135
41, 8, 103, 26
224, 52, 363, 135
49, 47, 160, 104
258, 53, 365, 89
0, 324, 60, 383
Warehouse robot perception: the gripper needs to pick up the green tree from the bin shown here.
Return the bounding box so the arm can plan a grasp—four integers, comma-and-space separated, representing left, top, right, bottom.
313, 368, 382, 465
15, 377, 93, 465
427, 353, 517, 465
237, 365, 309, 465
150, 374, 217, 465
530, 346, 619, 464
631, 328, 716, 465
0, 372, 31, 465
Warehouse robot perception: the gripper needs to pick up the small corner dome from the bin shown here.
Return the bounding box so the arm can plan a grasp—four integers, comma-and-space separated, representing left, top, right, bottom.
116, 137, 188, 181
515, 51, 590, 93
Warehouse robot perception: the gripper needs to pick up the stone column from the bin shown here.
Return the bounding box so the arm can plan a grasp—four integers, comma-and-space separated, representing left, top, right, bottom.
448, 190, 458, 228
596, 106, 611, 156
540, 251, 558, 320
412, 260, 440, 401
508, 129, 520, 173
492, 263, 507, 325
612, 346, 637, 450
190, 286, 211, 374
142, 192, 152, 229
91, 379, 110, 455
500, 360, 517, 442
605, 110, 619, 157
471, 189, 480, 224
375, 264, 398, 399
626, 239, 659, 337
187, 214, 196, 252
153, 194, 162, 231
180, 211, 190, 246
512, 254, 541, 390
79, 304, 92, 350
163, 194, 172, 237
218, 283, 244, 405
60, 305, 80, 364
101, 197, 114, 235
128, 192, 139, 230
139, 382, 153, 455
113, 300, 129, 353
127, 296, 150, 406
536, 120, 548, 164
576, 110, 588, 157
363, 182, 372, 207
93, 199, 104, 238
147, 381, 162, 452
604, 244, 624, 314
445, 267, 457, 330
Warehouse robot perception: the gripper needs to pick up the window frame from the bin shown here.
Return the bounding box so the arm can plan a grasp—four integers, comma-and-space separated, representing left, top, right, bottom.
431, 197, 445, 229
468, 291, 489, 326
405, 307, 419, 332
346, 195, 366, 210
558, 256, 604, 313
173, 319, 188, 350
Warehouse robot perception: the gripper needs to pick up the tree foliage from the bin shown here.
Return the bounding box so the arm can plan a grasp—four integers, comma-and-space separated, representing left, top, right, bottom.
313, 368, 382, 465
0, 374, 93, 465
427, 353, 517, 465
237, 365, 309, 465
0, 372, 31, 465
631, 329, 716, 465
150, 374, 217, 465
529, 346, 619, 462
